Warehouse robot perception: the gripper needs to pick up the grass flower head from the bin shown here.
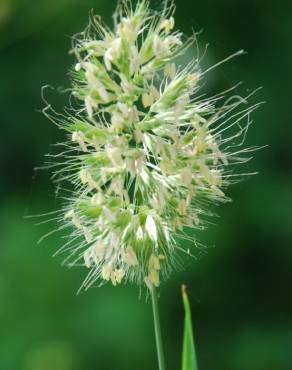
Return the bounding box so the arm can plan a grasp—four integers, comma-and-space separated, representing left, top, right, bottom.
43, 0, 260, 291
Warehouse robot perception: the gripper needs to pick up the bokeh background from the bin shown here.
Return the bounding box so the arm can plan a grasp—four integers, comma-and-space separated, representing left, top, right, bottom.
0, 0, 291, 369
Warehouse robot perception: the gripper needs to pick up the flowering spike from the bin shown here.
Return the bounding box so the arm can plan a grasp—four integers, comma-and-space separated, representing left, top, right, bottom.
43, 0, 259, 290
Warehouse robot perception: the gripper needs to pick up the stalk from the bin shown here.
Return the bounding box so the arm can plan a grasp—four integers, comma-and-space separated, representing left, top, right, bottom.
151, 287, 166, 370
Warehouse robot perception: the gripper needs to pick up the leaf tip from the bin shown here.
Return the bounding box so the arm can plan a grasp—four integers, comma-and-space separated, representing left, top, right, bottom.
181, 284, 188, 300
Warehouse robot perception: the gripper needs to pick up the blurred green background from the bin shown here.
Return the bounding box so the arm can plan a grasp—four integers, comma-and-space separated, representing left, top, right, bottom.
0, 0, 291, 369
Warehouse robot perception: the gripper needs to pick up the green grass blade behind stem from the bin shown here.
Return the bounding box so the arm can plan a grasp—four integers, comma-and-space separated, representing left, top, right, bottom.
182, 285, 199, 370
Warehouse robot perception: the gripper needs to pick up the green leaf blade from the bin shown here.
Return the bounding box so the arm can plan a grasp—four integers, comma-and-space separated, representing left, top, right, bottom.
182, 285, 199, 370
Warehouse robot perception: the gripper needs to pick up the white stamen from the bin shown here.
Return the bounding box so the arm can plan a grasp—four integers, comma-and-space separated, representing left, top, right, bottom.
164, 63, 176, 78
84, 248, 94, 268
153, 35, 165, 57
145, 215, 157, 242
72, 131, 88, 152
101, 264, 112, 281
149, 254, 160, 270
114, 269, 125, 284
122, 247, 138, 266
128, 105, 139, 123
83, 227, 93, 243
130, 45, 140, 75
160, 17, 175, 33
84, 96, 94, 119
97, 83, 109, 102
106, 147, 123, 167
111, 112, 124, 131
117, 102, 129, 117
142, 93, 154, 108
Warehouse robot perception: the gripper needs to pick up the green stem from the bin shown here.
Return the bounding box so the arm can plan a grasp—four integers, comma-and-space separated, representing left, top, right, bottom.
151, 287, 166, 370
